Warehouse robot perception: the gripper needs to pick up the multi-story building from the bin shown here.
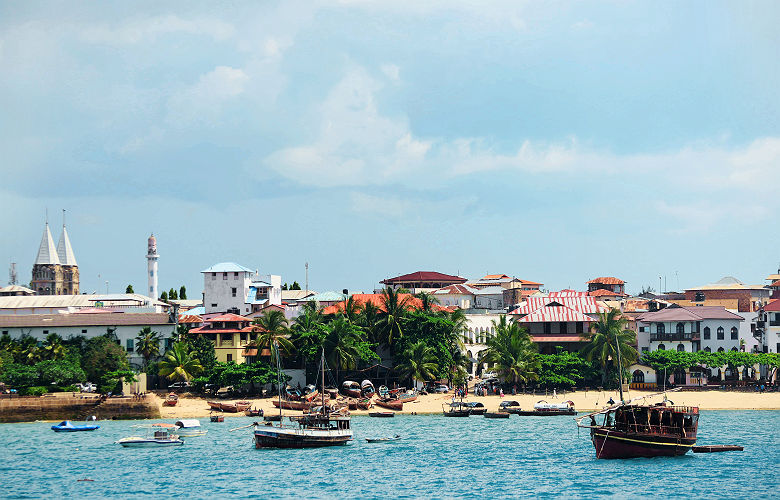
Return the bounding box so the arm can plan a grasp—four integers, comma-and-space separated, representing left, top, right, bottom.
758, 299, 780, 353
636, 305, 748, 353
31, 220, 79, 295
432, 284, 478, 309
680, 276, 770, 313
188, 313, 254, 363
586, 277, 626, 296
379, 271, 467, 293
201, 262, 281, 315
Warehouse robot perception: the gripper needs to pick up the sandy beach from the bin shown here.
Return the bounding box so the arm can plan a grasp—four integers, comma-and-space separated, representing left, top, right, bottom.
156, 389, 780, 420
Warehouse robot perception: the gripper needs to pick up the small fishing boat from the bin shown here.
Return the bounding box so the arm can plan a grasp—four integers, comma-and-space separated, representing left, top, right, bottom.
245, 407, 264, 417
210, 413, 224, 422
366, 434, 401, 443
443, 403, 470, 417
219, 401, 252, 413
162, 393, 179, 407
273, 399, 318, 411
51, 420, 100, 432
368, 411, 395, 418
484, 412, 510, 419
116, 424, 184, 448
374, 399, 403, 411
516, 400, 576, 416
175, 419, 208, 437
207, 401, 222, 411
341, 381, 361, 398
463, 402, 487, 415
263, 414, 282, 422
361, 380, 375, 398
303, 385, 320, 402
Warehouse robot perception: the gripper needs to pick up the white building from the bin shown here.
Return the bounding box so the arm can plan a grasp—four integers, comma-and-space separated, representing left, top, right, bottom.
0, 312, 175, 369
432, 284, 477, 309
462, 311, 504, 377
146, 234, 159, 299
759, 299, 780, 353
473, 286, 505, 310
636, 305, 748, 353
201, 262, 282, 315
0, 294, 169, 315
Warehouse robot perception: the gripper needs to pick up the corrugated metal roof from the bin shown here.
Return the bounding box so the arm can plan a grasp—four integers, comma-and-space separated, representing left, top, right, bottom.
281, 290, 317, 301
0, 293, 166, 309
548, 290, 588, 297
473, 286, 505, 295
206, 313, 251, 323
0, 312, 171, 327
432, 284, 479, 295
200, 262, 255, 274
516, 305, 596, 323
586, 277, 625, 285
304, 291, 347, 302
509, 296, 606, 316
380, 271, 466, 284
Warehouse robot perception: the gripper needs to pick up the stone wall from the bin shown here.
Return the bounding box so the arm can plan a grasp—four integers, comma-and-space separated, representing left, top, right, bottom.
0, 394, 160, 423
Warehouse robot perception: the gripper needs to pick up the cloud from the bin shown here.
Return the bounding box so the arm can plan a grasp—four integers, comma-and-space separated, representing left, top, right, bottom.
80, 15, 235, 45
380, 63, 400, 82
166, 66, 249, 124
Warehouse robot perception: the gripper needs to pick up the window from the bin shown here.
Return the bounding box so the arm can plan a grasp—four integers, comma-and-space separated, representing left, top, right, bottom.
212, 273, 216, 280
544, 323, 551, 334
82, 329, 87, 334
730, 347, 738, 352
559, 322, 567, 334
149, 270, 154, 277
704, 347, 711, 352
1, 330, 7, 335
730, 327, 738, 340
676, 323, 685, 334
576, 322, 584, 334
126, 339, 134, 352
677, 344, 685, 352
717, 347, 724, 352
657, 323, 665, 334
234, 272, 238, 279
632, 370, 645, 383
227, 354, 233, 362
211, 303, 218, 308
703, 327, 710, 340
717, 327, 724, 340
165, 338, 173, 350
658, 344, 665, 350
694, 291, 705, 302
638, 326, 646, 332
43, 330, 48, 335
231, 287, 237, 297
641, 346, 649, 353
223, 273, 228, 280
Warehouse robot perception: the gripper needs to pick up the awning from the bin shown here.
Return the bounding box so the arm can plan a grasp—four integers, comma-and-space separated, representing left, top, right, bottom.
531, 335, 586, 343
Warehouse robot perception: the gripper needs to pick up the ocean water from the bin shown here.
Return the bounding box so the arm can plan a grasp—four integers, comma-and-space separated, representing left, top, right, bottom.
0, 411, 777, 499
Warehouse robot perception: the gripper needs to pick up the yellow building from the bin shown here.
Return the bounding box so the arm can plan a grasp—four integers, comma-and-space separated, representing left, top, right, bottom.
189, 313, 256, 363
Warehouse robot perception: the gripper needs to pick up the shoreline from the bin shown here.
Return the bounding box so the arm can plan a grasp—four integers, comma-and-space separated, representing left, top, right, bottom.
155, 389, 780, 420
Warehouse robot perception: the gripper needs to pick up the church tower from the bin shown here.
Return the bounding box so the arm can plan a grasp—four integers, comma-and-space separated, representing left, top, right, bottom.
147, 234, 159, 299
31, 222, 63, 295
56, 212, 79, 295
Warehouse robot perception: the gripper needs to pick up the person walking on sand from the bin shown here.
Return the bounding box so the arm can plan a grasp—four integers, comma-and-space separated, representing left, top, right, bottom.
499, 388, 504, 398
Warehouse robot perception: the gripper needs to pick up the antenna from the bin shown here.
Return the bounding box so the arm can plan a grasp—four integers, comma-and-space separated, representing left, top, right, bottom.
305, 262, 309, 294
9, 262, 17, 285
62, 209, 66, 227
45, 208, 48, 225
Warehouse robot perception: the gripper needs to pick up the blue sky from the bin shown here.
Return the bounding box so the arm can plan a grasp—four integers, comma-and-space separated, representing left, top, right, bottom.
1, 1, 779, 297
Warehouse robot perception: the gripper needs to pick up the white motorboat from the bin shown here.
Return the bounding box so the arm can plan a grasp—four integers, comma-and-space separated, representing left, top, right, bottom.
175, 419, 208, 437
116, 423, 184, 448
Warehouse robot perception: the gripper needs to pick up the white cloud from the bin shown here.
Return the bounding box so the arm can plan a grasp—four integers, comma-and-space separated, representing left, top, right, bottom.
80, 15, 235, 45
380, 63, 400, 82
166, 66, 249, 124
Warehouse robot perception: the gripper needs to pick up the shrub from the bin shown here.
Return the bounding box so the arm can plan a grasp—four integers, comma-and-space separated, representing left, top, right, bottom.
20, 386, 49, 397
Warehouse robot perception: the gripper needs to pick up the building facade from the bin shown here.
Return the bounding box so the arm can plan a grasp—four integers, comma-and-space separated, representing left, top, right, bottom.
636, 305, 747, 353
31, 221, 79, 295
201, 262, 282, 315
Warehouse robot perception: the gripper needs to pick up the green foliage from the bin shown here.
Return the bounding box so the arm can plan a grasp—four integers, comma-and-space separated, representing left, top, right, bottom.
537, 351, 590, 388
480, 316, 540, 384
168, 288, 178, 300
135, 326, 162, 368
126, 284, 134, 294
158, 342, 203, 382
252, 309, 294, 361
36, 359, 86, 386
207, 361, 287, 392
394, 340, 439, 386
185, 335, 217, 374
0, 363, 39, 387
99, 369, 136, 394
581, 309, 638, 384
396, 310, 457, 379
82, 336, 130, 384
179, 285, 187, 300
20, 386, 49, 397
291, 281, 301, 290
640, 350, 780, 372
160, 291, 168, 302
380, 287, 411, 346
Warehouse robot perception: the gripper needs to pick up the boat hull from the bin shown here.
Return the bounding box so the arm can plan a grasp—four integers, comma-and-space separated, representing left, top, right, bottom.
515, 409, 576, 416
375, 399, 403, 411
52, 426, 100, 432
117, 438, 184, 448
254, 427, 352, 449
591, 428, 696, 459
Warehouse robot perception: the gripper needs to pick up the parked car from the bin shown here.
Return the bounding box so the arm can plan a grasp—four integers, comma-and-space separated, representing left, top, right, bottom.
481, 371, 496, 379
432, 384, 450, 393
168, 381, 192, 390
76, 382, 96, 393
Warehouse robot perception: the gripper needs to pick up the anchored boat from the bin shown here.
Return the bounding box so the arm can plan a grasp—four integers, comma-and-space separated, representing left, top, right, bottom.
116, 423, 184, 448
51, 420, 100, 432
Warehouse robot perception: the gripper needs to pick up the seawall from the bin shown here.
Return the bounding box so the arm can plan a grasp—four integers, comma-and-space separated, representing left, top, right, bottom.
0, 394, 161, 423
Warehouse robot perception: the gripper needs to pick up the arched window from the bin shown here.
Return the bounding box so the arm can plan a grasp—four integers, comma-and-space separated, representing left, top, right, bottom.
658, 344, 666, 351
632, 370, 645, 383
730, 327, 738, 340
657, 323, 665, 334
703, 327, 711, 340
717, 327, 724, 340
677, 344, 685, 352
704, 347, 711, 353
676, 323, 685, 334
730, 347, 738, 352
717, 347, 724, 352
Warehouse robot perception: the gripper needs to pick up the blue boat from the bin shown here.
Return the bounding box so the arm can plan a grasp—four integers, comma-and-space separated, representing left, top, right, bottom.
51, 420, 100, 432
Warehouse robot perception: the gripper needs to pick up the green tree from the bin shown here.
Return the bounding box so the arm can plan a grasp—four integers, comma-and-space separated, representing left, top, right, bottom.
252, 309, 294, 361
158, 342, 203, 382
480, 316, 540, 385
537, 350, 590, 388
379, 287, 411, 346
323, 316, 376, 382
0, 363, 38, 388
291, 281, 301, 290
40, 333, 66, 361
581, 309, 638, 387
160, 291, 168, 302
126, 284, 134, 294
185, 335, 217, 374
179, 285, 187, 300
358, 301, 383, 347
290, 301, 327, 360
135, 327, 162, 369
36, 358, 86, 386
282, 283, 288, 290
168, 288, 178, 300
81, 336, 130, 388
414, 291, 439, 312
395, 341, 438, 388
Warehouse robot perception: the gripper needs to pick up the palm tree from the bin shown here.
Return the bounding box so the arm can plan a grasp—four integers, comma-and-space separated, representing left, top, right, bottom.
415, 291, 439, 312
379, 287, 411, 346
581, 308, 638, 387
40, 333, 66, 361
158, 342, 203, 382
253, 309, 294, 362
395, 341, 439, 389
135, 327, 162, 369
449, 308, 469, 345
359, 301, 383, 348
323, 316, 363, 382
480, 316, 539, 385
339, 295, 363, 324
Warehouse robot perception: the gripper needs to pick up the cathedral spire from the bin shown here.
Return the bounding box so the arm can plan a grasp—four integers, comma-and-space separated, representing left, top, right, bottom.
57, 210, 77, 266
35, 222, 61, 265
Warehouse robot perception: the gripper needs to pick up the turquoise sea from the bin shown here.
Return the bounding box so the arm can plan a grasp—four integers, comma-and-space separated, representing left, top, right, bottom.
1, 411, 777, 499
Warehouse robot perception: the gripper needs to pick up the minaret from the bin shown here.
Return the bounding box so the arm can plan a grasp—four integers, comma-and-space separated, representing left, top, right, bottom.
56, 210, 79, 295
147, 233, 158, 299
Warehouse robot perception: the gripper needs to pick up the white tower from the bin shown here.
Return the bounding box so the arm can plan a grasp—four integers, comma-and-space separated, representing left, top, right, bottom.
147, 234, 159, 299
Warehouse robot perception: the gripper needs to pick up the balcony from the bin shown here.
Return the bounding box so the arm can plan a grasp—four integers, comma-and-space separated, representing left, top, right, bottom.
650, 333, 699, 342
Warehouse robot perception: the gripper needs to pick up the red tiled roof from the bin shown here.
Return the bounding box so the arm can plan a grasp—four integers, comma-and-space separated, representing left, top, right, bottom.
636, 305, 744, 322
587, 277, 625, 285
764, 299, 780, 312
432, 284, 478, 295
519, 279, 542, 286
380, 271, 467, 285
322, 293, 447, 315
482, 274, 510, 280
770, 280, 780, 288
588, 289, 623, 297
178, 314, 203, 324
189, 325, 254, 334
531, 335, 587, 343
206, 313, 251, 323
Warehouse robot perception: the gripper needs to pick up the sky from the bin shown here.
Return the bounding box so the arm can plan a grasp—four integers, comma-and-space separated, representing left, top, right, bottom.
1, 1, 779, 298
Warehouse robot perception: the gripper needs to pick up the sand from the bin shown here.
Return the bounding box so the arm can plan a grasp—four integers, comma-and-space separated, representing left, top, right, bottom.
156, 389, 780, 420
